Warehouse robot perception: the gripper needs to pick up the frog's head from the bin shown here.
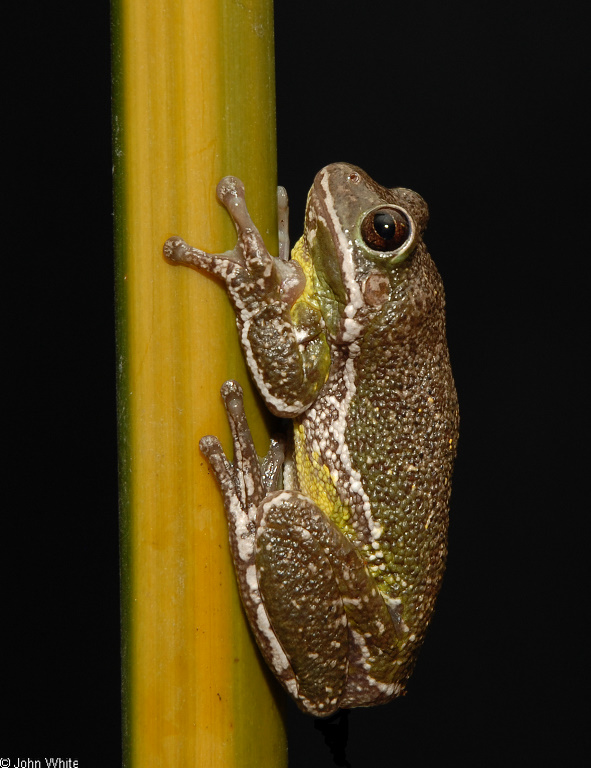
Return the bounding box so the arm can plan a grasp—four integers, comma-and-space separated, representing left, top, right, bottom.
304, 162, 429, 344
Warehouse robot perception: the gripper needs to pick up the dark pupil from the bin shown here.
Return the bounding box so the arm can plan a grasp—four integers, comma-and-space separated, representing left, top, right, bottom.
374, 212, 396, 238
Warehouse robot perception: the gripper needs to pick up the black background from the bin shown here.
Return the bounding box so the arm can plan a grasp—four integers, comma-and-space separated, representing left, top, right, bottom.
4, 1, 588, 765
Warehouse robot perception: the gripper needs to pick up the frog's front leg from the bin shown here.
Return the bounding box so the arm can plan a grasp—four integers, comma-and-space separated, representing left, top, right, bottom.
164, 178, 329, 417
202, 381, 402, 717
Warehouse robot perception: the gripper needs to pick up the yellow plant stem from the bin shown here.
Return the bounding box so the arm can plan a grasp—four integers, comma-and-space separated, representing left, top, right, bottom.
112, 0, 286, 765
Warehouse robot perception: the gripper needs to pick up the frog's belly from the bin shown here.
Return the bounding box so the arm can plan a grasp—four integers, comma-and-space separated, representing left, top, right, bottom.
292, 353, 381, 547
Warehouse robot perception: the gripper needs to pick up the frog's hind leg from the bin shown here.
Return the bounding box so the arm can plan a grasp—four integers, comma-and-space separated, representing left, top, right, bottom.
255, 492, 352, 716
256, 491, 404, 715
200, 380, 400, 716
200, 381, 349, 715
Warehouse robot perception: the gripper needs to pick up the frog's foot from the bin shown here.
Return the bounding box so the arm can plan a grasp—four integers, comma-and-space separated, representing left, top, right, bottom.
163, 176, 268, 277
200, 381, 284, 507
199, 380, 287, 582
200, 381, 303, 695
164, 177, 304, 306
216, 177, 290, 264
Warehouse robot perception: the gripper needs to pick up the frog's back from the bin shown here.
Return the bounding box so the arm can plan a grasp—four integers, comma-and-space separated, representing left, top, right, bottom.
296, 244, 458, 656
351, 246, 458, 616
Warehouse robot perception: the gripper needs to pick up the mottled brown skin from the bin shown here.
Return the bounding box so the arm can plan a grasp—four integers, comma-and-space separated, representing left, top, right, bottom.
163, 164, 458, 715
347, 246, 458, 679
292, 252, 458, 692
283, 166, 459, 701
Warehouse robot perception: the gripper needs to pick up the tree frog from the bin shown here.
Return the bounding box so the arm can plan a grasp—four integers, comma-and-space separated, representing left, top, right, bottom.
163, 163, 459, 716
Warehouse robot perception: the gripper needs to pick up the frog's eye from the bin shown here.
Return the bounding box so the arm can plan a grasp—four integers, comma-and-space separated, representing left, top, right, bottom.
360, 206, 412, 253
